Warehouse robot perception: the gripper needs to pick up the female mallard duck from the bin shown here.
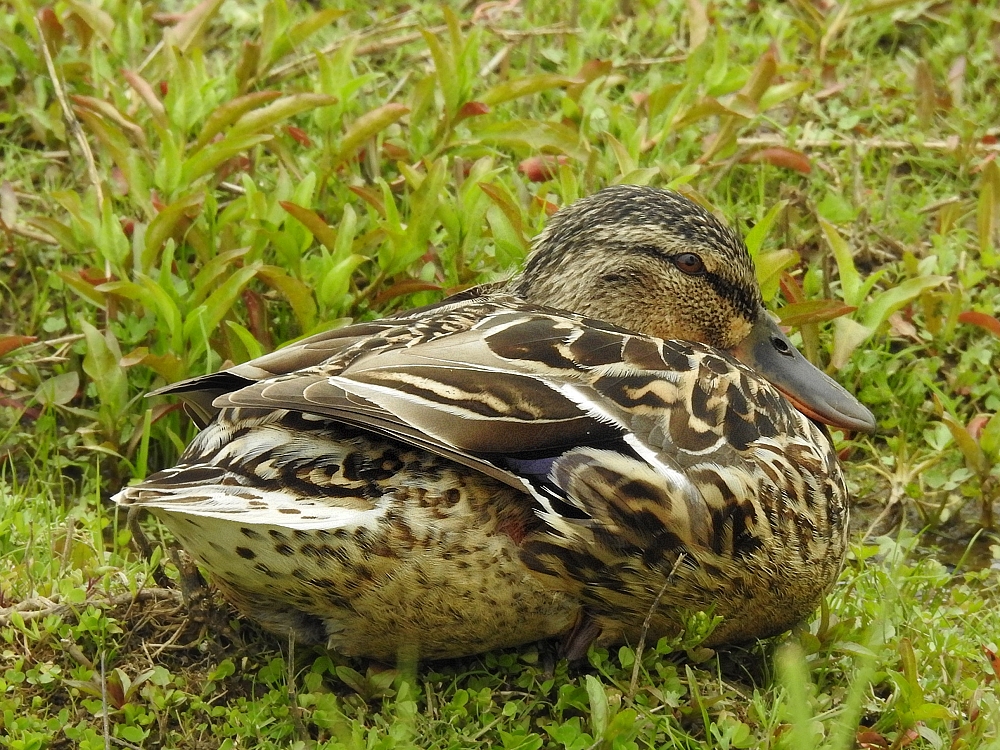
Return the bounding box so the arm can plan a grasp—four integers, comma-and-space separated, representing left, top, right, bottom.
114, 185, 875, 661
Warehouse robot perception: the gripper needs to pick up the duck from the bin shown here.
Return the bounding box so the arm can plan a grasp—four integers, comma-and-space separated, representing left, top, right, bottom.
114, 185, 877, 662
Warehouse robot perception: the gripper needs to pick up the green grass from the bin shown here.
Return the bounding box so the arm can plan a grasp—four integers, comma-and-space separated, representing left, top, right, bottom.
2, 0, 1000, 747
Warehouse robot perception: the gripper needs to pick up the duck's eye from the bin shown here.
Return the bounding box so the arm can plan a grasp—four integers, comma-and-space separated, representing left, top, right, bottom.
672, 253, 705, 275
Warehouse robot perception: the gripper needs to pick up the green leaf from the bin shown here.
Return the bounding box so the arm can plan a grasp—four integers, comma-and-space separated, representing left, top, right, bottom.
280, 201, 339, 255
819, 218, 862, 306
421, 28, 459, 116
778, 299, 857, 327
81, 321, 128, 419
941, 413, 988, 475
225, 321, 265, 360
831, 316, 873, 369
98, 201, 130, 270
337, 103, 410, 163
744, 200, 787, 258
190, 247, 253, 306
180, 133, 272, 186
62, 0, 115, 47
756, 248, 798, 302
471, 120, 590, 162
257, 264, 318, 331
35, 371, 79, 406
980, 413, 1000, 459
183, 262, 262, 346
59, 270, 106, 306
585, 675, 609, 738
228, 92, 337, 141
143, 194, 204, 272
860, 275, 947, 332
192, 91, 282, 152
479, 74, 580, 106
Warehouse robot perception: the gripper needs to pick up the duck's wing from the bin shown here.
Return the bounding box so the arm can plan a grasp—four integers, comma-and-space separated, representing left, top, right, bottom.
210, 302, 807, 496
151, 293, 501, 426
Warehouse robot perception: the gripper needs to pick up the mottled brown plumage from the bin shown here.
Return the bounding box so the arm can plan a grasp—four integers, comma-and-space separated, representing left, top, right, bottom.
114, 185, 875, 661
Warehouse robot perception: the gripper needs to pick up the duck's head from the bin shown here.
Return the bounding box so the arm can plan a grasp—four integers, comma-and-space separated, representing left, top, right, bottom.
507, 185, 877, 433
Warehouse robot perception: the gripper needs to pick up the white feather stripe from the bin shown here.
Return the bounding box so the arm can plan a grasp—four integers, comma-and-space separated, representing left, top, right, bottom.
120, 486, 390, 530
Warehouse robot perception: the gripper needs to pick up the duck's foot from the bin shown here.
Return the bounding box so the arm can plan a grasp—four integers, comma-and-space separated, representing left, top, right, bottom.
169, 548, 239, 647
127, 507, 171, 588
561, 610, 602, 662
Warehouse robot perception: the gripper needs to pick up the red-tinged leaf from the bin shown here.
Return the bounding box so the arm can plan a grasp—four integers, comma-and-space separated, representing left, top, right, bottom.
743, 146, 812, 174
121, 70, 167, 129
372, 279, 442, 307
985, 646, 1000, 682
348, 185, 385, 218
742, 47, 777, 104
888, 311, 919, 341
958, 310, 1000, 338
630, 91, 649, 107
71, 96, 145, 142
109, 169, 131, 199
984, 134, 998, 146
64, 0, 114, 45
37, 7, 64, 50
257, 265, 317, 332
382, 142, 411, 161
0, 335, 37, 358
967, 415, 990, 442
455, 101, 491, 123
814, 82, 847, 100
0, 396, 40, 422
58, 271, 106, 306
285, 125, 311, 147
567, 61, 612, 99
338, 103, 410, 163
898, 728, 920, 747
280, 201, 339, 254
79, 268, 115, 285
191, 91, 282, 152
242, 288, 272, 351
674, 97, 740, 128
941, 413, 988, 475
478, 182, 524, 235
532, 194, 560, 216
856, 730, 889, 748
778, 299, 857, 327
519, 155, 570, 182
163, 0, 224, 53
779, 272, 806, 305
970, 153, 998, 175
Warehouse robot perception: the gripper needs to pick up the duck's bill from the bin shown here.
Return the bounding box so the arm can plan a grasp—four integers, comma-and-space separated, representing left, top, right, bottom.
730, 312, 877, 434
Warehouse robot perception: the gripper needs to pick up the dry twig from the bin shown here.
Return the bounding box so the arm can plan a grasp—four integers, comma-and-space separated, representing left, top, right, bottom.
35, 17, 105, 212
